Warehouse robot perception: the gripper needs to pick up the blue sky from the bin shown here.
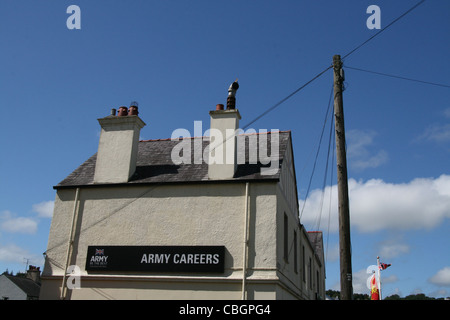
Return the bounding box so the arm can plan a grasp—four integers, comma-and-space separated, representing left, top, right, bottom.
1, 0, 449, 298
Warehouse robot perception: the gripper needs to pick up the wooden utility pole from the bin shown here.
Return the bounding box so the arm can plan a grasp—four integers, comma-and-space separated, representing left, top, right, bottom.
333, 54, 353, 300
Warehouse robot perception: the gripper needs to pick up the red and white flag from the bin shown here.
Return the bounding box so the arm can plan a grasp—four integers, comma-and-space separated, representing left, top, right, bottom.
379, 262, 391, 270
370, 273, 380, 300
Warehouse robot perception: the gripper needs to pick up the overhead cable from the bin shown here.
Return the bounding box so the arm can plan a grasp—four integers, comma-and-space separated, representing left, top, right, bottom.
300, 85, 334, 221
242, 66, 332, 130
242, 1, 426, 130
342, 0, 426, 60
345, 65, 450, 89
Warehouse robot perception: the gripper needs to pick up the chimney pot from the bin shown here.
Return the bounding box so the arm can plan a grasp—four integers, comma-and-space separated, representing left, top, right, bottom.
226, 96, 236, 110
216, 104, 224, 111
128, 106, 139, 116
226, 80, 239, 110
111, 108, 117, 116
26, 265, 41, 284
118, 106, 128, 116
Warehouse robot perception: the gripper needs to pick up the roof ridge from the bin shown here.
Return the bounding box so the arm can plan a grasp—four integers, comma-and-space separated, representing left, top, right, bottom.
140, 130, 291, 142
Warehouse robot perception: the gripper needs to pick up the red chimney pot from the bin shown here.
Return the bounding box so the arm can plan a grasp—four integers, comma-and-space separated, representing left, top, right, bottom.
128, 106, 139, 116
226, 96, 236, 110
118, 106, 128, 116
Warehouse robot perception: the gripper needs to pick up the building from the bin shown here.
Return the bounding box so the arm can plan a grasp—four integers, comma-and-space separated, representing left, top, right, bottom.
0, 266, 41, 300
40, 84, 325, 300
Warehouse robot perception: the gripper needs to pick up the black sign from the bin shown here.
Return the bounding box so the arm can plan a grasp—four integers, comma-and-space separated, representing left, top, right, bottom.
85, 246, 225, 273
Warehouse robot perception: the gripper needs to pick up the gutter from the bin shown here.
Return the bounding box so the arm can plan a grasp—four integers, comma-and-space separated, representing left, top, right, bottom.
53, 177, 280, 190
241, 182, 250, 300
60, 187, 80, 300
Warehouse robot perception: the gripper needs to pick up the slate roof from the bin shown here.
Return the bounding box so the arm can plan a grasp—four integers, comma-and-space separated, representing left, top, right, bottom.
55, 131, 291, 189
4, 275, 41, 299
307, 231, 325, 267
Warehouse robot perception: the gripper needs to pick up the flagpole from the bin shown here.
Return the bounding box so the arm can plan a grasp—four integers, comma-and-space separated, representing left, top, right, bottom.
377, 256, 382, 300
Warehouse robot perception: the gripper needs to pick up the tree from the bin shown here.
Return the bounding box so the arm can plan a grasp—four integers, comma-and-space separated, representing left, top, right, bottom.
1, 269, 13, 276
385, 293, 440, 300
327, 289, 444, 300
326, 289, 340, 300
353, 293, 370, 300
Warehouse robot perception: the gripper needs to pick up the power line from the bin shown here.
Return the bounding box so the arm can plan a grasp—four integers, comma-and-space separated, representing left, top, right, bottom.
242, 1, 426, 130
345, 65, 450, 89
300, 85, 334, 221
342, 0, 426, 60
325, 124, 335, 265
314, 100, 335, 233
242, 66, 332, 130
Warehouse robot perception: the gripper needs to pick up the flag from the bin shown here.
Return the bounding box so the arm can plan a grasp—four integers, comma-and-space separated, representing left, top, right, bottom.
370, 273, 380, 300
379, 262, 391, 270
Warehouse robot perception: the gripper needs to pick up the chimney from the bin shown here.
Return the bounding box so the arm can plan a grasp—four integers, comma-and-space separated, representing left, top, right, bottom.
226, 79, 239, 110
26, 265, 41, 284
208, 81, 241, 180
94, 102, 146, 184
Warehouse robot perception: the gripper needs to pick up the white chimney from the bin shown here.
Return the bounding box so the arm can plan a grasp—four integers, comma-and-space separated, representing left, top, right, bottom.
94, 104, 146, 184
208, 81, 241, 180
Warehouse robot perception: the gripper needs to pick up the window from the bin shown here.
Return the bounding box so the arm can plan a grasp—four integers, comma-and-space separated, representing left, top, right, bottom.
294, 231, 298, 273
302, 246, 306, 282
283, 213, 288, 262
309, 257, 312, 289
316, 270, 320, 294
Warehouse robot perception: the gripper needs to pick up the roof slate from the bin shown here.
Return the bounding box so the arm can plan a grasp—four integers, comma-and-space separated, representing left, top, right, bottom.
4, 275, 40, 298
55, 131, 291, 188
307, 231, 325, 266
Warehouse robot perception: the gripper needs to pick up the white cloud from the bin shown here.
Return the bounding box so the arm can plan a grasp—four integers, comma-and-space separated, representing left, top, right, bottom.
32, 200, 54, 218
352, 269, 372, 294
382, 274, 399, 284
0, 244, 31, 264
429, 267, 450, 287
352, 268, 399, 295
378, 237, 410, 259
325, 243, 339, 262
418, 124, 450, 143
0, 201, 53, 235
352, 150, 388, 171
300, 174, 450, 233
0, 211, 37, 234
443, 108, 450, 119
0, 244, 44, 267
389, 287, 403, 298
415, 108, 450, 144
346, 130, 388, 170
429, 288, 448, 298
